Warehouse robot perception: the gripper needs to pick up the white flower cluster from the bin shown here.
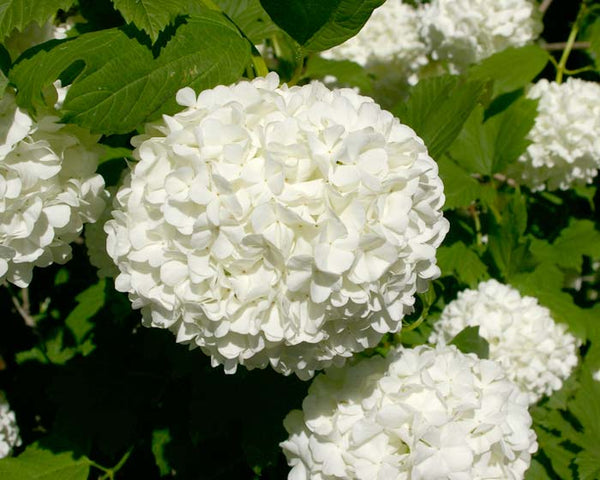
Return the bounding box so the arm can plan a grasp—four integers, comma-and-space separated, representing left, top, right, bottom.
322, 0, 542, 98
0, 91, 107, 287
0, 392, 21, 459
420, 0, 543, 71
85, 186, 120, 279
429, 279, 579, 404
509, 78, 600, 191
4, 17, 73, 60
321, 2, 429, 91
281, 344, 537, 479
106, 72, 448, 379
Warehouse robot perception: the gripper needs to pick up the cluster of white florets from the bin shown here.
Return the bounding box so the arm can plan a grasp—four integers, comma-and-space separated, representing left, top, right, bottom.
0, 392, 21, 459
105, 72, 448, 379
322, 0, 542, 95
420, 0, 542, 71
0, 91, 107, 287
509, 78, 600, 191
281, 344, 537, 479
321, 2, 429, 92
85, 186, 120, 278
429, 279, 579, 404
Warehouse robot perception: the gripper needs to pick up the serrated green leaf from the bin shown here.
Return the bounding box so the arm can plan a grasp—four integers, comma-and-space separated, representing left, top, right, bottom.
302, 55, 373, 94
0, 444, 90, 480
11, 11, 251, 134
553, 219, 600, 270
437, 242, 488, 287
449, 326, 489, 359
65, 279, 106, 344
577, 448, 600, 480
0, 0, 75, 40
216, 0, 281, 44
511, 262, 589, 340
151, 429, 172, 476
449, 97, 536, 175
111, 0, 186, 42
259, 0, 385, 52
468, 45, 550, 98
394, 75, 485, 160
525, 459, 554, 480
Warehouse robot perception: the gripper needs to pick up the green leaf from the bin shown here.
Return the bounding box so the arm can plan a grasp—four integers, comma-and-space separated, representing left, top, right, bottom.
437, 156, 496, 210
468, 45, 550, 98
302, 55, 373, 94
65, 279, 106, 344
393, 75, 485, 160
449, 97, 537, 175
111, 0, 186, 42
11, 11, 251, 134
259, 0, 385, 52
216, 0, 281, 44
449, 326, 490, 359
437, 242, 488, 287
511, 262, 590, 340
0, 444, 90, 480
553, 219, 600, 270
0, 0, 75, 40
151, 429, 172, 476
577, 448, 600, 480
525, 459, 554, 480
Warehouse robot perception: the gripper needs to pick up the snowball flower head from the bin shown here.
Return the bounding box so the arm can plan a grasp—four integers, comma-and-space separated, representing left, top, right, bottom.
0, 91, 107, 287
105, 72, 448, 379
420, 0, 542, 70
281, 344, 537, 479
429, 279, 579, 404
322, 2, 429, 87
85, 186, 120, 279
509, 78, 600, 191
0, 392, 21, 459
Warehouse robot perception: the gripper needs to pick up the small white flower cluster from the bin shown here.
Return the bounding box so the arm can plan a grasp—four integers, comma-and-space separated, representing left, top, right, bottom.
106, 72, 449, 379
281, 344, 537, 479
429, 279, 579, 404
322, 0, 542, 98
321, 2, 429, 92
509, 78, 600, 191
4, 17, 73, 60
85, 186, 120, 279
0, 91, 107, 287
0, 392, 21, 459
420, 0, 543, 71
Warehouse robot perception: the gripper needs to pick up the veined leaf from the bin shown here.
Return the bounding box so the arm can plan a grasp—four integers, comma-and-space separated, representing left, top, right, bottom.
259, 0, 385, 52
216, 0, 281, 44
468, 45, 550, 98
302, 55, 373, 94
0, 0, 75, 40
394, 75, 486, 160
65, 279, 106, 344
437, 242, 488, 287
11, 11, 251, 134
0, 444, 90, 480
449, 326, 489, 359
111, 0, 187, 42
553, 219, 600, 270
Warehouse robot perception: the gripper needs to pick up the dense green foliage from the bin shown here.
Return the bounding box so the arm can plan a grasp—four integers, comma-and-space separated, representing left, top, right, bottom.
0, 0, 599, 478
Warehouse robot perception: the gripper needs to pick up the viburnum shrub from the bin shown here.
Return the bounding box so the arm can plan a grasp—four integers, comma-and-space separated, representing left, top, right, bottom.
0, 1, 599, 479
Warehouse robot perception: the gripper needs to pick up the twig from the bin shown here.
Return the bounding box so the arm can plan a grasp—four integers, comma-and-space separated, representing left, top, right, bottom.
539, 0, 553, 14
544, 41, 590, 51
6, 285, 35, 327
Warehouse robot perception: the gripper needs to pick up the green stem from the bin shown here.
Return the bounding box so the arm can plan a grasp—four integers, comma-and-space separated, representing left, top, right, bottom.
555, 5, 586, 84
251, 52, 269, 77
88, 447, 133, 480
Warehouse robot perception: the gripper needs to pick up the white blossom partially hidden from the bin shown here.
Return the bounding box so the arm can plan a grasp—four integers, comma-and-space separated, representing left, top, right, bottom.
106, 73, 449, 379
0, 91, 107, 287
322, 1, 429, 101
420, 0, 542, 71
281, 344, 537, 479
429, 279, 579, 404
4, 17, 73, 60
85, 186, 120, 279
509, 78, 600, 191
0, 392, 21, 459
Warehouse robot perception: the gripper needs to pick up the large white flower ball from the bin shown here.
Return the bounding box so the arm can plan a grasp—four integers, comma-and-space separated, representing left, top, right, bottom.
509, 78, 600, 191
85, 185, 120, 279
0, 91, 107, 287
0, 392, 21, 458
281, 344, 537, 479
429, 279, 579, 403
420, 0, 543, 71
322, 2, 429, 89
105, 73, 449, 379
